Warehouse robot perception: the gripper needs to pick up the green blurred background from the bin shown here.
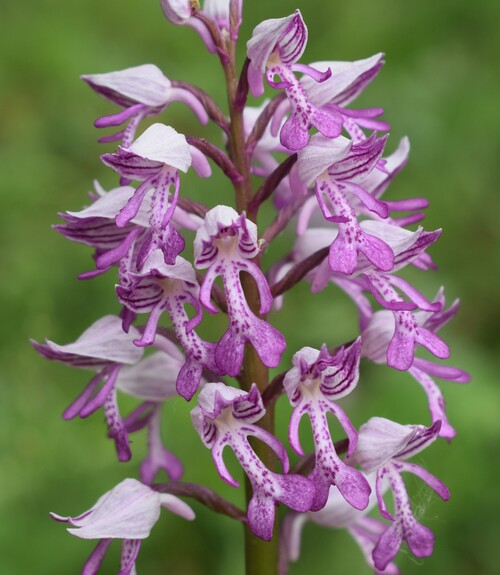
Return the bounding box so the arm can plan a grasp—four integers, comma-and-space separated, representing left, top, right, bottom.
1, 0, 499, 573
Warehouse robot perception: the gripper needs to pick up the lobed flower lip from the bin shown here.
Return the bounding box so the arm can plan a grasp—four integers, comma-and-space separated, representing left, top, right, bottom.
82, 64, 173, 108
292, 222, 436, 280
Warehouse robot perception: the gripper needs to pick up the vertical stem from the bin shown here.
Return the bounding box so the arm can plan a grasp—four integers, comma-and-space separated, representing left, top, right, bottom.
221, 35, 279, 575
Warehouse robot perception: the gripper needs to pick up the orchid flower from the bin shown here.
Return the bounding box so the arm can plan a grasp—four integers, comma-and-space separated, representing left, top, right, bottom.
296, 133, 394, 275
362, 290, 470, 438
247, 10, 341, 150
195, 206, 286, 376
350, 417, 450, 571
271, 52, 389, 145
51, 478, 194, 575
32, 316, 143, 461
284, 340, 371, 511
192, 382, 315, 540
82, 64, 208, 149
32, 316, 185, 468
55, 181, 202, 281
116, 252, 220, 400
102, 123, 210, 268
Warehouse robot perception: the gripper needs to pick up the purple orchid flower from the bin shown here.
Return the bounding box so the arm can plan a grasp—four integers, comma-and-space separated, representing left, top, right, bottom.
116, 251, 220, 401
32, 316, 188, 474
191, 382, 315, 540
117, 335, 186, 482
51, 478, 194, 575
247, 10, 341, 150
32, 317, 186, 472
287, 216, 446, 370
281, 473, 399, 575
194, 206, 286, 376
102, 123, 210, 268
55, 182, 202, 281
362, 290, 470, 438
82, 64, 208, 148
296, 136, 425, 232
283, 340, 371, 511
32, 316, 143, 461
360, 272, 449, 371
349, 417, 450, 571
296, 132, 394, 275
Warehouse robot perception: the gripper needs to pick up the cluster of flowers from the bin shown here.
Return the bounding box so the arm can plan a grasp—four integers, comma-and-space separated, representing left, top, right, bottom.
34, 2, 468, 574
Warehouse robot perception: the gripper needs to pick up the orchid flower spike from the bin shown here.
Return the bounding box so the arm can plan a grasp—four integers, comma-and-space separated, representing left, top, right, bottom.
194, 206, 286, 376
284, 340, 371, 511
247, 10, 342, 150
192, 383, 315, 540
349, 417, 450, 571
51, 478, 194, 575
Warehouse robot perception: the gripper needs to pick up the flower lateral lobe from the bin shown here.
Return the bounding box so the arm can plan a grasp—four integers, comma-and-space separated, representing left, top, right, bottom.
192, 383, 315, 540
